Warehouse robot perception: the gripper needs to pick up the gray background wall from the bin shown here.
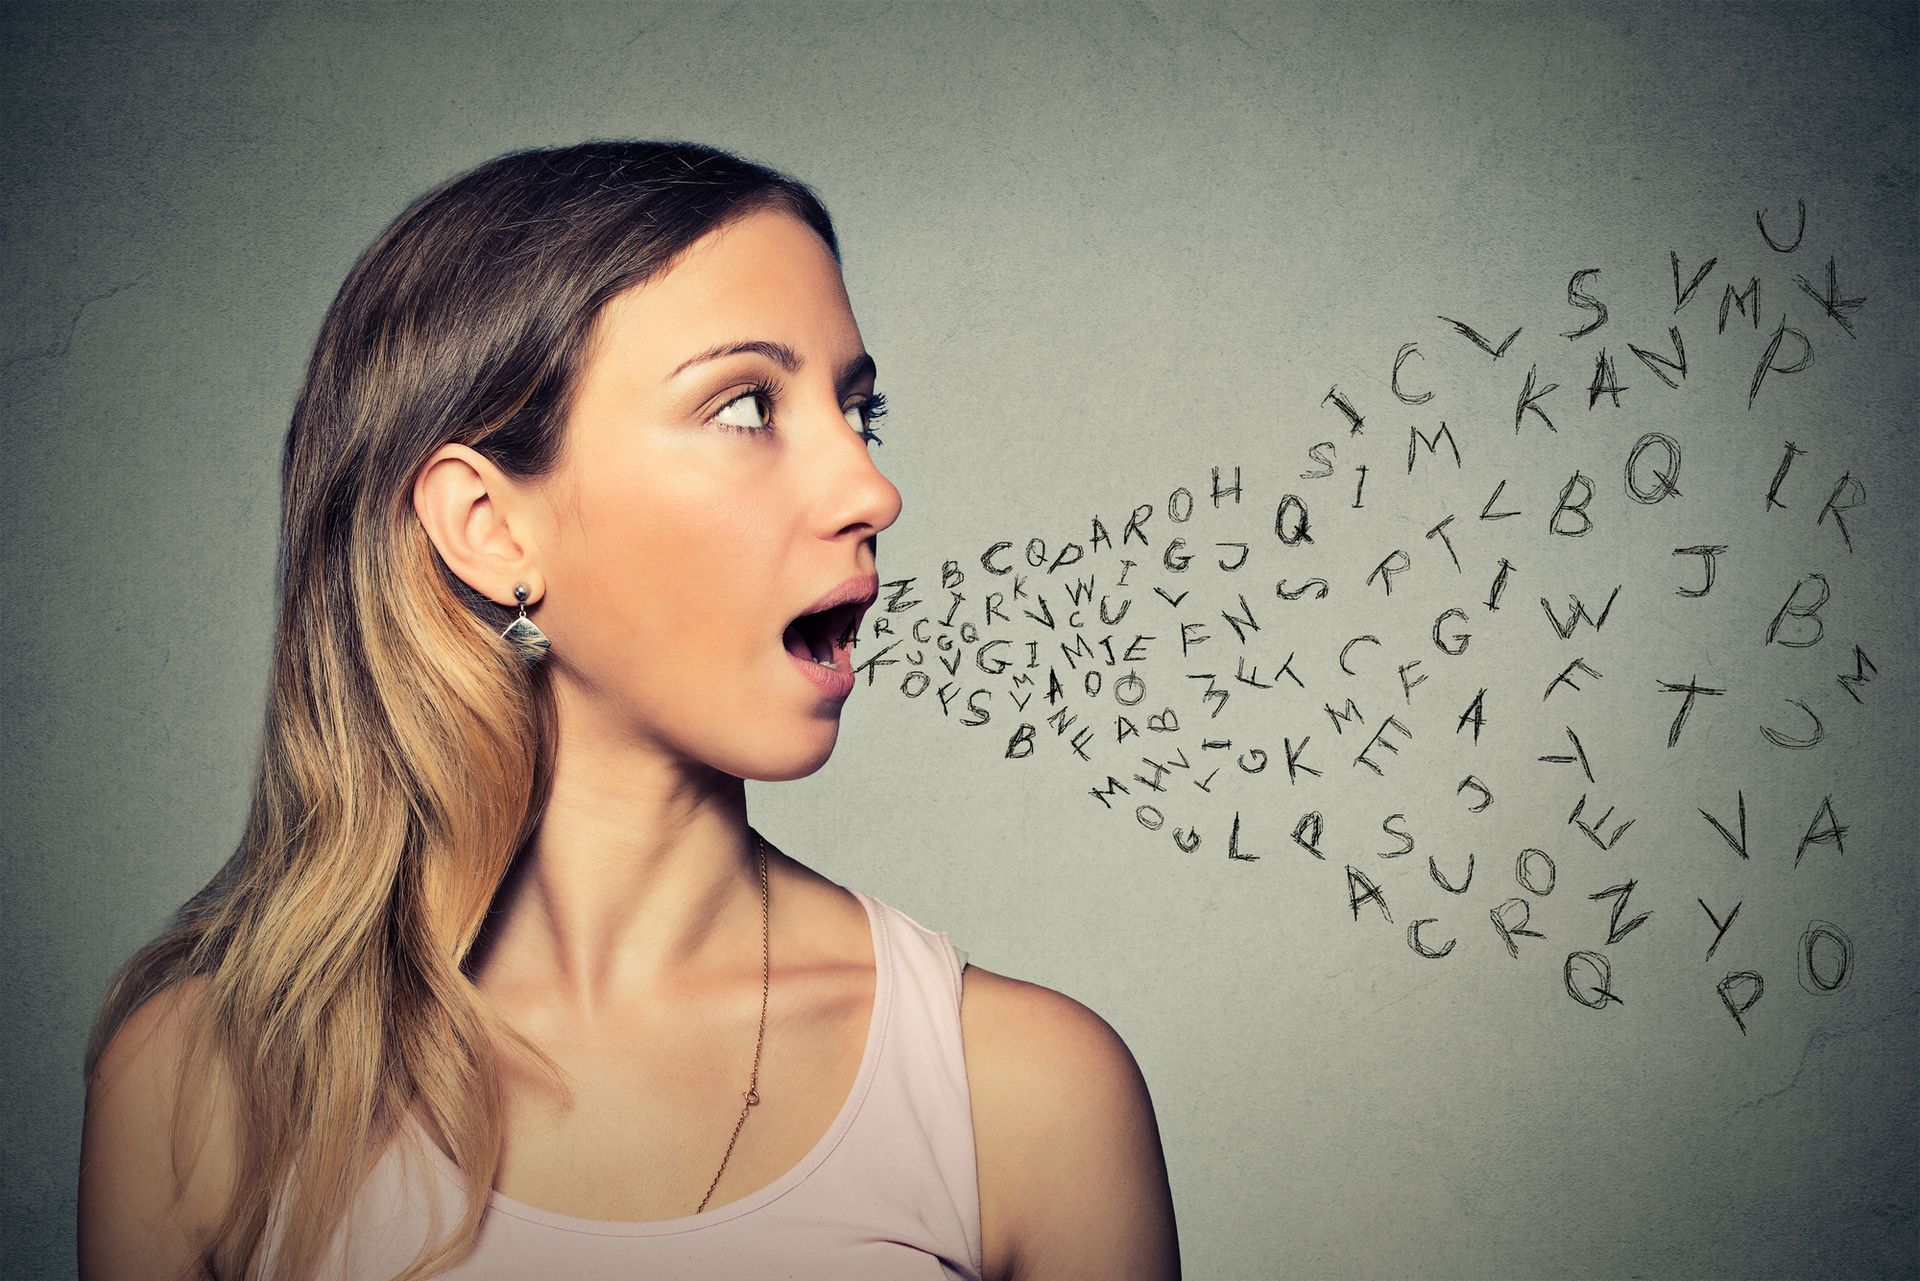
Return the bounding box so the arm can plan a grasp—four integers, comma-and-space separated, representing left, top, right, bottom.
5, 2, 1915, 1278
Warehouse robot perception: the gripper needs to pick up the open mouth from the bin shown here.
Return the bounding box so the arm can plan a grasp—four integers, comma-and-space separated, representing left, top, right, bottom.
781, 600, 864, 669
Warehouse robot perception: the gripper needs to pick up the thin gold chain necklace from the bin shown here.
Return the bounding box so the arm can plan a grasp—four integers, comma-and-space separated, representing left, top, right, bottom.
694, 831, 770, 1213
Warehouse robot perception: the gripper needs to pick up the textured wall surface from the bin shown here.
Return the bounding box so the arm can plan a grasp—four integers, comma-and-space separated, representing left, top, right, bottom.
5, 3, 1915, 1278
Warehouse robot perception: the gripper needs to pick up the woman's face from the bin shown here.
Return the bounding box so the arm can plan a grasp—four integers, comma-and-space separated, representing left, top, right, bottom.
528, 207, 902, 781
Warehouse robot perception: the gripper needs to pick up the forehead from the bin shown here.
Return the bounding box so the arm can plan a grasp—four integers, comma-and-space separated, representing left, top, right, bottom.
587, 208, 854, 375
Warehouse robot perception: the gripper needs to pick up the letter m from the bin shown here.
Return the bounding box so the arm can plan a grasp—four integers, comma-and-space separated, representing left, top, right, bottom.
1058, 632, 1099, 670
1407, 422, 1462, 473
1837, 646, 1878, 704
1324, 698, 1365, 734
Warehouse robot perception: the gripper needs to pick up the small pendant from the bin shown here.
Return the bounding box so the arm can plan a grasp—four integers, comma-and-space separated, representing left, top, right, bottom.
502, 614, 550, 656
744, 1086, 760, 1106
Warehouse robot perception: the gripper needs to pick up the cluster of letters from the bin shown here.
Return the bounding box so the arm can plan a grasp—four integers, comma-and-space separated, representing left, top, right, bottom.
857, 201, 1878, 1030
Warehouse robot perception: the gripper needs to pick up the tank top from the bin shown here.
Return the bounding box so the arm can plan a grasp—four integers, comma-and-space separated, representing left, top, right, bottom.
262, 887, 985, 1280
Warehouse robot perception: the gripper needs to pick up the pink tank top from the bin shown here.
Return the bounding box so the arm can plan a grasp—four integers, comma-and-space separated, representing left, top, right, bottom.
264, 887, 984, 1280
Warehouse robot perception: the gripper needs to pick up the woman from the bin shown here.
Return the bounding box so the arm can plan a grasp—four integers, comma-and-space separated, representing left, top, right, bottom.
76, 140, 1180, 1280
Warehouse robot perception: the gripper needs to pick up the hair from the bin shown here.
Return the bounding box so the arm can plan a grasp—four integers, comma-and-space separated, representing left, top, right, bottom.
81, 139, 840, 1281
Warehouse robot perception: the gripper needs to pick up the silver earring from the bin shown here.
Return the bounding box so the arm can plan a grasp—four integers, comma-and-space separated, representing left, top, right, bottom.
500, 582, 551, 664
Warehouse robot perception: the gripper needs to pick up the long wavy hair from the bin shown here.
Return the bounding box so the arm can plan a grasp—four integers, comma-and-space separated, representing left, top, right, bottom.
82, 139, 840, 1281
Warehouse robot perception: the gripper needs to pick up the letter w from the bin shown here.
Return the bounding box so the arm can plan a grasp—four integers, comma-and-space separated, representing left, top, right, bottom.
1540, 586, 1622, 639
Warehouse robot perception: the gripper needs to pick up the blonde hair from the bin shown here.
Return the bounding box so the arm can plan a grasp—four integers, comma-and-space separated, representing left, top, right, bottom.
82, 139, 840, 1281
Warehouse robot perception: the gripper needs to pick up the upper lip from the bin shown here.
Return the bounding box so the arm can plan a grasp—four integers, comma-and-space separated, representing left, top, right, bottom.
793, 573, 879, 627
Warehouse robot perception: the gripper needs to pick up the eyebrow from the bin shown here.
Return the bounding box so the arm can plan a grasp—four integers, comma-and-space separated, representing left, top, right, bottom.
671, 339, 877, 395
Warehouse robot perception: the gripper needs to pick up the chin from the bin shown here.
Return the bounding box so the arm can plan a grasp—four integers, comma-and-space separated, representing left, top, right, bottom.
727, 718, 844, 783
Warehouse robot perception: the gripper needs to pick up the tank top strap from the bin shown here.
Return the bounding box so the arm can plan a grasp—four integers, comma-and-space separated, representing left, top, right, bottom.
839, 887, 985, 1281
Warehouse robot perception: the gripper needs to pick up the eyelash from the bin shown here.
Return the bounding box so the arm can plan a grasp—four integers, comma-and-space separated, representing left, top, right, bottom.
710, 379, 890, 443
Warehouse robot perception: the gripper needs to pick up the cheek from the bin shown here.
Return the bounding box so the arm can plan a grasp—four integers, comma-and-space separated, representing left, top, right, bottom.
570, 481, 774, 674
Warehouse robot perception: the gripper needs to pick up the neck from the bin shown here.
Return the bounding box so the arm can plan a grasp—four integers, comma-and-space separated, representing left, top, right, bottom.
464, 693, 767, 1025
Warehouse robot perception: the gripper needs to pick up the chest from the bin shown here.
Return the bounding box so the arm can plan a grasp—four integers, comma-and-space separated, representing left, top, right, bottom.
480, 972, 872, 1222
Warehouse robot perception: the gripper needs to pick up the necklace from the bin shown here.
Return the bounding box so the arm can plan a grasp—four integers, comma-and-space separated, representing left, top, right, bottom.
694, 830, 770, 1214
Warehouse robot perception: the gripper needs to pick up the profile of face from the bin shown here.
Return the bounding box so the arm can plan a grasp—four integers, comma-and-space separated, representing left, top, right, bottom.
420, 208, 903, 783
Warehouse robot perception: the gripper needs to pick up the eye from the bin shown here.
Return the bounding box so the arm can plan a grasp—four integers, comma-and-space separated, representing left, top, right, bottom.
845, 391, 889, 446
712, 383, 775, 434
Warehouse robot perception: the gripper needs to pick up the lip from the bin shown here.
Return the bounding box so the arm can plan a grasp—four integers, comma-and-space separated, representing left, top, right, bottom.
783, 573, 878, 703
788, 644, 858, 700
796, 573, 880, 622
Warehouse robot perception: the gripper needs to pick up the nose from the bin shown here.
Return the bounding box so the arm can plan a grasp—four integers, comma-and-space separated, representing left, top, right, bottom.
814, 405, 903, 543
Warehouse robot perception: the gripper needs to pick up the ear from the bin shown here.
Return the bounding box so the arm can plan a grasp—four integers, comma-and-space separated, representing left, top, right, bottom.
412, 443, 544, 608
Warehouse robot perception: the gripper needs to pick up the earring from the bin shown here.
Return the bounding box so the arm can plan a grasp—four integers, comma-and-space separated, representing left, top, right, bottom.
500, 582, 551, 664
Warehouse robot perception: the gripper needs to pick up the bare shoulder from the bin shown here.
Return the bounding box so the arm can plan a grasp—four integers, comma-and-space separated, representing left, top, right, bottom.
958, 963, 1180, 1281
79, 974, 239, 1281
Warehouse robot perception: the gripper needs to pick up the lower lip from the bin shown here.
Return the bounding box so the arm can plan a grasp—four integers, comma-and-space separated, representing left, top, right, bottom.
787, 637, 856, 701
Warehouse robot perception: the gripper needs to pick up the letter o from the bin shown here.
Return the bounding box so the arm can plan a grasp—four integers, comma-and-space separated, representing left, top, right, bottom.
1515, 847, 1556, 896
1797, 920, 1853, 994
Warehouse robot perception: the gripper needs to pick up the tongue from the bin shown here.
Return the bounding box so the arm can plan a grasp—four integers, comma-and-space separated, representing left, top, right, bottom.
782, 621, 815, 661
